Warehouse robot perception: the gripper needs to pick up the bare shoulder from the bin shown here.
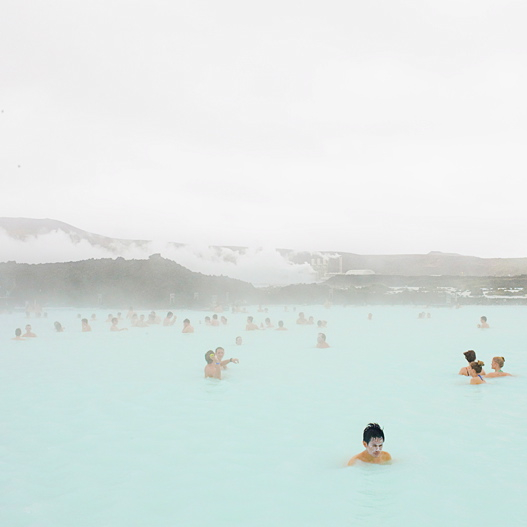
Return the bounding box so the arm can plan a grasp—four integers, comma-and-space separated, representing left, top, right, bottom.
347, 451, 368, 466
347, 454, 360, 466
381, 451, 392, 462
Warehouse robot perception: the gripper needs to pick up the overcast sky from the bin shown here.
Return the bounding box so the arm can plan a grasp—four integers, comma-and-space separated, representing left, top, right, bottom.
2, 0, 526, 257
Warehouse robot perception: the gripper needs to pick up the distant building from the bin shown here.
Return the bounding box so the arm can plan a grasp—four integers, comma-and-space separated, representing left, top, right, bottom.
345, 269, 375, 275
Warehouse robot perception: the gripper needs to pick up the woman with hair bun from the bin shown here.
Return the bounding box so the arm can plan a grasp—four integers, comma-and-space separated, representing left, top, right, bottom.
485, 357, 512, 378
459, 350, 486, 376
468, 361, 486, 384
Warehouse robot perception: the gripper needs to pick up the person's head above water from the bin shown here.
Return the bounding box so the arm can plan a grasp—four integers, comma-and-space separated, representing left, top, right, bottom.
470, 360, 484, 374
15, 328, 22, 337
463, 350, 476, 363
492, 356, 505, 368
346, 422, 390, 464
480, 316, 487, 322
205, 350, 215, 364
363, 422, 385, 444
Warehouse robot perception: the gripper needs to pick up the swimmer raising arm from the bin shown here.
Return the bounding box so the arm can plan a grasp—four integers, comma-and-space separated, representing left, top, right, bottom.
215, 347, 239, 370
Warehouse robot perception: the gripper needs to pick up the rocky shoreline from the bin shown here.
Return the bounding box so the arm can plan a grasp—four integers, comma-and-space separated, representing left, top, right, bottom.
2, 255, 527, 309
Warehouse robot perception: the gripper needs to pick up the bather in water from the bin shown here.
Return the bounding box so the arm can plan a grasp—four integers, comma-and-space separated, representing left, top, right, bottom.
485, 356, 512, 378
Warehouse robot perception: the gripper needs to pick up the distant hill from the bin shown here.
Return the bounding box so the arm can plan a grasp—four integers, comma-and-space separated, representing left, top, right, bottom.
0, 254, 257, 308
0, 217, 155, 252
2, 217, 527, 280
285, 250, 527, 277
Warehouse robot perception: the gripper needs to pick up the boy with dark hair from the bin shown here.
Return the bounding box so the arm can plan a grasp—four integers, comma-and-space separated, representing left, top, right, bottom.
347, 423, 392, 466
204, 350, 221, 379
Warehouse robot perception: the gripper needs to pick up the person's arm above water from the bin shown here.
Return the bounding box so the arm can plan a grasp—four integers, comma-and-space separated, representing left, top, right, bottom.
220, 358, 239, 367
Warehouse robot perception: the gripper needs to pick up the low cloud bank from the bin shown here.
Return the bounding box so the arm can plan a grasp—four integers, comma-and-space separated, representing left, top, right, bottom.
0, 229, 316, 286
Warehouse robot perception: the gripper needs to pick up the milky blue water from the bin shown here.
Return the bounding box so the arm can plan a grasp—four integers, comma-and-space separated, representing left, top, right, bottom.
1, 305, 526, 526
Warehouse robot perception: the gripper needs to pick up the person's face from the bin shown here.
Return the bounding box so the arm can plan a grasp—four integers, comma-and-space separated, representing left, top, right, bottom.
363, 437, 384, 458
236, 337, 242, 345
216, 348, 224, 360
25, 325, 31, 331
491, 360, 497, 369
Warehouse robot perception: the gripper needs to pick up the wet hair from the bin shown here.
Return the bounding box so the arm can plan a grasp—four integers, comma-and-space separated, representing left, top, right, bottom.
363, 423, 385, 444
167, 312, 173, 317
15, 328, 22, 337
318, 333, 326, 341
212, 314, 218, 319
54, 321, 62, 331
82, 318, 88, 324
247, 316, 253, 322
481, 316, 487, 322
184, 319, 190, 324
492, 356, 505, 368
205, 350, 215, 364
470, 360, 484, 373
463, 350, 476, 363
112, 318, 118, 324
278, 320, 284, 327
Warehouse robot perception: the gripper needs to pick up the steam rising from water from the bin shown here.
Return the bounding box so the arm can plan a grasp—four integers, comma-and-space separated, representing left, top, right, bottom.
0, 229, 316, 286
